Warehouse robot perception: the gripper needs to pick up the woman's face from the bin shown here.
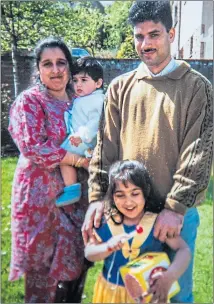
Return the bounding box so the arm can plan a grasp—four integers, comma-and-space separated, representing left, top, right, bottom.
38, 47, 70, 93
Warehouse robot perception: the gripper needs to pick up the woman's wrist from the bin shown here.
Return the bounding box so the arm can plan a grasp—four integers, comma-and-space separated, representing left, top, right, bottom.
61, 152, 77, 165
61, 152, 89, 169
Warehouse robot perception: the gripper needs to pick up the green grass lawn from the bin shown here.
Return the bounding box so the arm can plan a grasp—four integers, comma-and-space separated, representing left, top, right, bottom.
1, 157, 213, 303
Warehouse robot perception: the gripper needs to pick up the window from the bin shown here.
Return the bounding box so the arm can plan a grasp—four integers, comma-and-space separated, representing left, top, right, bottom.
174, 5, 178, 26
201, 24, 205, 34
200, 42, 205, 58
190, 36, 193, 57
179, 48, 184, 59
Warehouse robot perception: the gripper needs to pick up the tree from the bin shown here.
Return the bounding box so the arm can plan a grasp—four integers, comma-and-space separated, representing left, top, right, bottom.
63, 1, 104, 55
103, 1, 133, 50
117, 34, 138, 59
1, 0, 104, 96
1, 1, 64, 96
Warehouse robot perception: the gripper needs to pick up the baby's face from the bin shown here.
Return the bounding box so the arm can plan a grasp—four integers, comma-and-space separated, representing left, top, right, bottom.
72, 72, 102, 97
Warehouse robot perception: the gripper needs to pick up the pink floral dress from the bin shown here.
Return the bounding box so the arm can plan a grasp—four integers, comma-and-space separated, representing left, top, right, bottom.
8, 84, 89, 302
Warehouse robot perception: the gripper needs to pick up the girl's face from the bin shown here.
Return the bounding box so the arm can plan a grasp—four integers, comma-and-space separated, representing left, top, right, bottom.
39, 47, 70, 94
113, 180, 145, 226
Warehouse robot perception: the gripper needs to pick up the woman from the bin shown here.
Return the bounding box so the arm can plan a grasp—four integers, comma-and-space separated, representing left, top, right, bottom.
8, 37, 91, 303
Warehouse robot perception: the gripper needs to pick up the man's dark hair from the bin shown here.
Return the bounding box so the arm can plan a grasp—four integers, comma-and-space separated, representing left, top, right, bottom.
128, 1, 173, 32
72, 56, 104, 88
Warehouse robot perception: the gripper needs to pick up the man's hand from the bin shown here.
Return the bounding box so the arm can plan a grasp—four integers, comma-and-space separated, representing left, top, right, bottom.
154, 209, 184, 242
81, 201, 104, 245
69, 135, 82, 147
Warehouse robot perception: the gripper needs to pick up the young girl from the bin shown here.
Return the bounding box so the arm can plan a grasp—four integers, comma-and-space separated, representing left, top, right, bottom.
85, 160, 191, 303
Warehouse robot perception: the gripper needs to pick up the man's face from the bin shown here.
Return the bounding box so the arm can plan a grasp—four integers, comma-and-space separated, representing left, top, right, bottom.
134, 21, 175, 74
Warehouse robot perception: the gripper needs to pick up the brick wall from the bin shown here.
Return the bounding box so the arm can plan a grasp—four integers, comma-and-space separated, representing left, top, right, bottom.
1, 53, 213, 155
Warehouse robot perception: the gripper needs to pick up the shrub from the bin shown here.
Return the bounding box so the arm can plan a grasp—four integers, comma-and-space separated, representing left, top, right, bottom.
116, 35, 138, 59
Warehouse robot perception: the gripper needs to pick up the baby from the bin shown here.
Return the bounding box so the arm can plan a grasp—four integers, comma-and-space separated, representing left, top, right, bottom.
56, 56, 104, 206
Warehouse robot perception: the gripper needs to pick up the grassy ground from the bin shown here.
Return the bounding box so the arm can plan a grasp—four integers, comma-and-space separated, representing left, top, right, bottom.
1, 157, 213, 303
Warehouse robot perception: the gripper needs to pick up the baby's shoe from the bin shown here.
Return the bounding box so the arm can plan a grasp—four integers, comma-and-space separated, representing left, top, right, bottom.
56, 183, 81, 207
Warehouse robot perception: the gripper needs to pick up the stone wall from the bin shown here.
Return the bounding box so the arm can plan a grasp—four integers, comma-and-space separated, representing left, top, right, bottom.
1, 54, 213, 98
1, 53, 213, 155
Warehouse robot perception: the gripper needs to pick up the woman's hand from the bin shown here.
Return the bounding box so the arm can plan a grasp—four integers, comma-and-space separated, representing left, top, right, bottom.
148, 271, 174, 303
81, 157, 90, 170
61, 152, 90, 170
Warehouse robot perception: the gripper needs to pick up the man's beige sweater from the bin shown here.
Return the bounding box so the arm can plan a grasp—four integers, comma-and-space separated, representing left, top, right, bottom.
88, 61, 213, 214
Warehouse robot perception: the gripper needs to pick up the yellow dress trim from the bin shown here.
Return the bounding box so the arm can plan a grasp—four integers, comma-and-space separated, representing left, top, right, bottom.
92, 273, 135, 303
107, 212, 158, 260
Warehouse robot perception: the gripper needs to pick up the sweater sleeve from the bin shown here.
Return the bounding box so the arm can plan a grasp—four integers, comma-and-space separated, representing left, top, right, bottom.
88, 85, 120, 203
165, 78, 213, 214
8, 92, 66, 169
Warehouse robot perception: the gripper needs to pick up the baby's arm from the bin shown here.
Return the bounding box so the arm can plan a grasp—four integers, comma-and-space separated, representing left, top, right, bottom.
85, 232, 128, 262
148, 236, 191, 303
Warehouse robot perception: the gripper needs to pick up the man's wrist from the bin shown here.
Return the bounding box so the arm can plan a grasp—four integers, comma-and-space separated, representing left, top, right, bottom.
164, 198, 187, 215
89, 199, 104, 204
89, 191, 106, 204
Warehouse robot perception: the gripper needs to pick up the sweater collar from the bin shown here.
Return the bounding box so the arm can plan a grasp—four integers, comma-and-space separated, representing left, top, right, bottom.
135, 60, 191, 80
92, 88, 103, 95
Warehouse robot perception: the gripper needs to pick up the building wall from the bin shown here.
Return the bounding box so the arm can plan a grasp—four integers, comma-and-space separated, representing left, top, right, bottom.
2, 54, 213, 99
202, 1, 213, 58
180, 1, 203, 57
171, 0, 213, 59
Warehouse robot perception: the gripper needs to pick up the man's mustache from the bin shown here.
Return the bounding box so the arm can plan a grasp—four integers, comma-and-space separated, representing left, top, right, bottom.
142, 48, 156, 53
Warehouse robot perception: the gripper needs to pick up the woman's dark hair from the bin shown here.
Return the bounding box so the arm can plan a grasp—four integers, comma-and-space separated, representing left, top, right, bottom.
128, 1, 173, 32
34, 37, 73, 91
105, 160, 164, 224
72, 56, 104, 89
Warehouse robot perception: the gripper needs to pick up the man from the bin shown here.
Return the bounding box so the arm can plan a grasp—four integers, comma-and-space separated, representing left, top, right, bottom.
82, 1, 213, 302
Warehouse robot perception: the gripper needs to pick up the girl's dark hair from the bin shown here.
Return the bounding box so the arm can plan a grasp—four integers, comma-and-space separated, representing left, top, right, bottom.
72, 56, 104, 89
34, 36, 73, 92
128, 1, 173, 32
105, 160, 164, 224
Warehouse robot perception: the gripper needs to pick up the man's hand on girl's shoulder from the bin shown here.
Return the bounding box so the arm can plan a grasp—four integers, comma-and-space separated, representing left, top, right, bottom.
81, 201, 104, 245
154, 209, 184, 242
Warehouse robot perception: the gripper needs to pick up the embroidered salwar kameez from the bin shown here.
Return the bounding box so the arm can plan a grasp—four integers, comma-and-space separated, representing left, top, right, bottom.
8, 85, 89, 303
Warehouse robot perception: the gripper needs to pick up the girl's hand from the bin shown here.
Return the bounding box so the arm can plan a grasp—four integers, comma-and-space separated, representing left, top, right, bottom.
148, 271, 174, 303
106, 234, 127, 252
